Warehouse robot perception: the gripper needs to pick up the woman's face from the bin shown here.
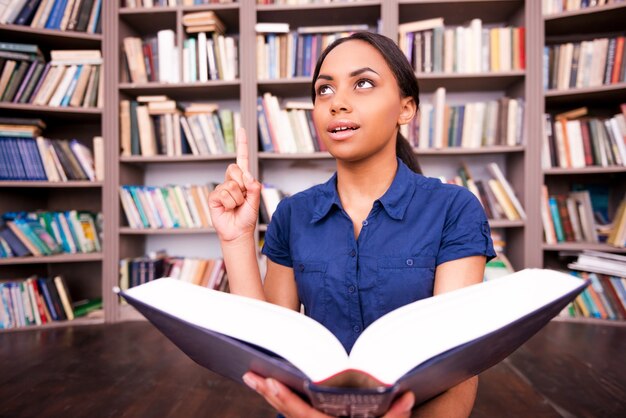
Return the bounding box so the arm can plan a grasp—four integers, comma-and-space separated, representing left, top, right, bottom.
312, 40, 414, 164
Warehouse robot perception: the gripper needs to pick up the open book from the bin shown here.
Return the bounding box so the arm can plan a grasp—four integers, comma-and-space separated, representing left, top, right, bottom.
116, 269, 587, 417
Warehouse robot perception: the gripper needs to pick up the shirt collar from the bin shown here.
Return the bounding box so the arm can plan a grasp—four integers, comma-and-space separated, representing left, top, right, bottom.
311, 158, 418, 223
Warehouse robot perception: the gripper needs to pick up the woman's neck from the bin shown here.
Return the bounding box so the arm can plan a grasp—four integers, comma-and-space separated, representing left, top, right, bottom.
336, 153, 398, 208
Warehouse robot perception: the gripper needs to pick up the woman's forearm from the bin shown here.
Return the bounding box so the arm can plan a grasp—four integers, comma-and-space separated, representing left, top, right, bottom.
412, 376, 478, 418
220, 232, 266, 301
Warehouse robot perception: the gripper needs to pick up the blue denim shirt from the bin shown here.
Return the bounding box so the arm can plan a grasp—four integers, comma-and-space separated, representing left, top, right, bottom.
262, 159, 496, 353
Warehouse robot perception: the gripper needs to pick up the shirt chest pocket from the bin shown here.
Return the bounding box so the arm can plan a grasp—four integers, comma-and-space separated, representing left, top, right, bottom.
293, 261, 328, 324
376, 256, 436, 315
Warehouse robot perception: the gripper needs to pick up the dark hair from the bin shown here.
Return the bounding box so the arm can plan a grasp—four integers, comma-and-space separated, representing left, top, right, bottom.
311, 32, 422, 174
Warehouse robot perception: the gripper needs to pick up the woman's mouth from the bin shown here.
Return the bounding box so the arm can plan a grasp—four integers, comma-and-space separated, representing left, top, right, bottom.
327, 121, 360, 140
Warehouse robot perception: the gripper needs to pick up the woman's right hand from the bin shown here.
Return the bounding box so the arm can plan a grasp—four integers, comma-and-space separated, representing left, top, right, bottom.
208, 128, 262, 243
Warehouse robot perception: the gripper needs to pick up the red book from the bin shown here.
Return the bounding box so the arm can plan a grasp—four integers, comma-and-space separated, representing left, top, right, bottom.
579, 119, 594, 166
556, 195, 575, 242
611, 36, 624, 84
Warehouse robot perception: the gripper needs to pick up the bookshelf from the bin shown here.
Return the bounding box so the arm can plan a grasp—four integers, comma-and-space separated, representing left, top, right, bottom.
4, 0, 624, 330
0, 7, 107, 330
540, 1, 626, 270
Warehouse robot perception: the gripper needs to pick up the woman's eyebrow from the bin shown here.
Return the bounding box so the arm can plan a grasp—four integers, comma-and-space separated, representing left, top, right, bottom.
315, 67, 380, 82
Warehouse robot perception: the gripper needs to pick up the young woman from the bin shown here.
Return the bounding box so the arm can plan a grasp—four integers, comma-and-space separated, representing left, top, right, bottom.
208, 32, 496, 417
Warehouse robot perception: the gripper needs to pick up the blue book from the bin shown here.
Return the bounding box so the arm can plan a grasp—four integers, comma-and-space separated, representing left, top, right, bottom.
257, 97, 274, 152
548, 197, 565, 242
89, 0, 102, 34
8, 139, 27, 180
15, 0, 43, 26
60, 65, 82, 107
53, 212, 72, 253
25, 138, 47, 180
15, 139, 35, 180
38, 278, 59, 321
0, 140, 10, 180
303, 35, 313, 77
126, 186, 150, 228
45, 0, 69, 30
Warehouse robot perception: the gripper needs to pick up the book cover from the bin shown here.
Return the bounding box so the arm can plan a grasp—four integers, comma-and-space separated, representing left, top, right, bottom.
117, 269, 587, 417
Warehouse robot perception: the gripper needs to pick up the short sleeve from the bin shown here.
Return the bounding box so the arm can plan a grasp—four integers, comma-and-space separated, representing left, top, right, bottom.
261, 198, 293, 267
436, 187, 497, 266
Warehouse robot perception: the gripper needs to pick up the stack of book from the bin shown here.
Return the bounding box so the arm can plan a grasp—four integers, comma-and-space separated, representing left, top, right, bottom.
543, 0, 618, 15
560, 251, 626, 320
542, 105, 626, 169
0, 117, 103, 181
398, 17, 525, 74
0, 211, 102, 258
119, 184, 215, 229
544, 35, 625, 91
255, 22, 370, 79
123, 0, 235, 8
257, 93, 323, 153
405, 87, 525, 149
0, 44, 103, 108
541, 186, 599, 245
441, 162, 527, 222
0, 0, 102, 33
119, 251, 226, 291
0, 275, 80, 329
123, 30, 180, 83
182, 11, 238, 82
120, 96, 239, 157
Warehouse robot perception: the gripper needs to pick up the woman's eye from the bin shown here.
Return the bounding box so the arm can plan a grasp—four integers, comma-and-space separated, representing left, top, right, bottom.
317, 85, 333, 96
356, 79, 374, 89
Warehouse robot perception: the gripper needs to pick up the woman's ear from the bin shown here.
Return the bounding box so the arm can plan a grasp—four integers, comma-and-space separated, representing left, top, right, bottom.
398, 97, 417, 126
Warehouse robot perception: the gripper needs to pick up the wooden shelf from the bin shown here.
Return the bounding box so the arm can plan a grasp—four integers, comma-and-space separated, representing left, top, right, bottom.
0, 102, 102, 119
0, 316, 105, 333
119, 81, 240, 101
0, 181, 103, 188
489, 220, 525, 228
120, 154, 235, 164
544, 167, 626, 175
544, 3, 626, 36
119, 227, 216, 235
0, 253, 104, 266
398, 0, 525, 26
415, 146, 525, 156
544, 82, 626, 106
552, 316, 626, 327
416, 71, 525, 93
258, 152, 333, 160
0, 24, 102, 49
542, 243, 626, 254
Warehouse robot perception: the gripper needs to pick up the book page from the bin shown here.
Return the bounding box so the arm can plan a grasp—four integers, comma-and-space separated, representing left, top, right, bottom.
122, 278, 349, 381
347, 269, 584, 385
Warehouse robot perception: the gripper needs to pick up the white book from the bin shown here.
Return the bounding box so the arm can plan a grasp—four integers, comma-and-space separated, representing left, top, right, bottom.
506, 99, 518, 147
0, 0, 26, 24
455, 26, 465, 73
93, 136, 104, 181
255, 22, 290, 33
157, 29, 176, 83
469, 19, 482, 73
486, 162, 527, 220
432, 87, 446, 148
225, 36, 236, 80
608, 117, 626, 165
565, 120, 585, 168
48, 65, 78, 107
472, 102, 486, 148
418, 103, 432, 149
443, 29, 454, 73
398, 17, 443, 35
198, 32, 208, 82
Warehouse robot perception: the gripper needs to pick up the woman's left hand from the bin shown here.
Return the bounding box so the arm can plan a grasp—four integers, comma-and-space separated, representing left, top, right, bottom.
242, 372, 415, 418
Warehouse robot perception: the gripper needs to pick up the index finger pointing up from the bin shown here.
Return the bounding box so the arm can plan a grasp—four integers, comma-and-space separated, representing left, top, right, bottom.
236, 127, 249, 173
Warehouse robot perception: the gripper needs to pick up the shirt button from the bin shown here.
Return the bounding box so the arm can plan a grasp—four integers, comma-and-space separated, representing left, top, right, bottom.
353, 325, 360, 333
298, 264, 305, 272
348, 285, 355, 293
362, 220, 368, 226
350, 249, 356, 257
406, 258, 414, 266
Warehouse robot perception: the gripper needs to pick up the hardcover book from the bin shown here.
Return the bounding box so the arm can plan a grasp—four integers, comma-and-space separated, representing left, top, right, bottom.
117, 269, 587, 417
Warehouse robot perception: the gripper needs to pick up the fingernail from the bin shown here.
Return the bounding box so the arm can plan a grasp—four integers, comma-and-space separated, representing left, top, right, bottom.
266, 378, 280, 396
242, 374, 257, 391
403, 394, 415, 411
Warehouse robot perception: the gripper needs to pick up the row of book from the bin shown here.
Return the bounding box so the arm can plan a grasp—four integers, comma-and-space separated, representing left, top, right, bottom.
0, 119, 103, 181
542, 106, 626, 169
542, 0, 621, 15
0, 276, 85, 329
398, 18, 525, 74
120, 97, 240, 157
255, 24, 369, 80
257, 93, 323, 154
442, 162, 527, 222
0, 45, 103, 108
119, 252, 227, 291
0, 211, 102, 258
0, 0, 102, 34
120, 184, 215, 229
182, 32, 239, 82
544, 35, 626, 91
403, 88, 525, 150
541, 187, 601, 245
562, 250, 626, 320
123, 0, 235, 7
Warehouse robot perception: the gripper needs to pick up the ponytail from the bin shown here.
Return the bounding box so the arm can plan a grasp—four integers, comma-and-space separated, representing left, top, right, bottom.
396, 132, 421, 174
